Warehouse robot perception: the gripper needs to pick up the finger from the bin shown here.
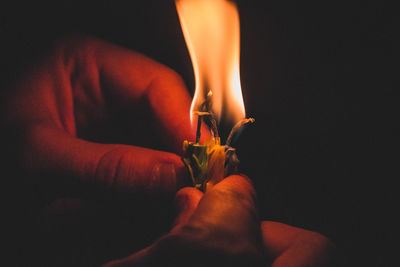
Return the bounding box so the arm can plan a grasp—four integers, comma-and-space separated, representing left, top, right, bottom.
22, 125, 191, 198
184, 175, 261, 245
8, 35, 196, 153
192, 174, 258, 219
261, 221, 302, 259
207, 174, 257, 201
5, 35, 197, 197
103, 176, 259, 267
83, 36, 197, 153
171, 187, 204, 232
261, 221, 335, 266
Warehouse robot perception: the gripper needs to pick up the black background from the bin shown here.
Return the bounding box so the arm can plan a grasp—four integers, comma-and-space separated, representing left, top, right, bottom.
1, 0, 394, 266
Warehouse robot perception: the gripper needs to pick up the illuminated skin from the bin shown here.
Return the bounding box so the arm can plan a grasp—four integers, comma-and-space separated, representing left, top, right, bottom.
3, 37, 334, 266
103, 175, 335, 267
4, 35, 195, 197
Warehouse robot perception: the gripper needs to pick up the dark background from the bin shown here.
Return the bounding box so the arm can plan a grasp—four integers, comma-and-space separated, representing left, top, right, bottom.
1, 0, 394, 266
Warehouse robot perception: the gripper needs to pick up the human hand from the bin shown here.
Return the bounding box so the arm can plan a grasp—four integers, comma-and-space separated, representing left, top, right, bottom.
3, 36, 197, 200
103, 175, 264, 267
102, 175, 334, 267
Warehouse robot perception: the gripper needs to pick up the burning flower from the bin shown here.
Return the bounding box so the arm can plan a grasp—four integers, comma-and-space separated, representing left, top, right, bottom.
176, 0, 254, 191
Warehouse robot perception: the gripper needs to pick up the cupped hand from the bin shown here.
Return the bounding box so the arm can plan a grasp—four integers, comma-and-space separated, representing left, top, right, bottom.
3, 35, 197, 198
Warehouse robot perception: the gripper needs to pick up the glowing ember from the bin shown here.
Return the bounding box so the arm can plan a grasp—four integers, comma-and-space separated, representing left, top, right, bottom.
175, 0, 246, 127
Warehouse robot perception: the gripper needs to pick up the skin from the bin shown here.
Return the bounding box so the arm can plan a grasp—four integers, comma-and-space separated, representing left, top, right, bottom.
3, 35, 195, 197
2, 36, 334, 266
103, 175, 335, 267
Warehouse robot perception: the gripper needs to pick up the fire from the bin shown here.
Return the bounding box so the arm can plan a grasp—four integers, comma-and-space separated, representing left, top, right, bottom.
175, 0, 246, 127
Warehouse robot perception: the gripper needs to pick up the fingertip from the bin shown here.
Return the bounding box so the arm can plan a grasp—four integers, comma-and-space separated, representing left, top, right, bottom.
174, 187, 204, 209
171, 187, 203, 230
176, 186, 204, 198
175, 187, 204, 203
209, 174, 257, 200
218, 174, 254, 190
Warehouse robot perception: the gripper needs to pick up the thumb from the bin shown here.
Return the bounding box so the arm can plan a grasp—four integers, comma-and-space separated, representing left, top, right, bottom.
21, 126, 191, 197
171, 187, 204, 232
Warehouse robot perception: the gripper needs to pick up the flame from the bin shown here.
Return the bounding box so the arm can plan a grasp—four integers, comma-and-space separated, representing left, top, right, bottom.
175, 0, 245, 126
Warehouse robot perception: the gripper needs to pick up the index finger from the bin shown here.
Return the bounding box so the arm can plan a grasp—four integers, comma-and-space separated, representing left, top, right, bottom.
53, 36, 195, 154
93, 37, 196, 153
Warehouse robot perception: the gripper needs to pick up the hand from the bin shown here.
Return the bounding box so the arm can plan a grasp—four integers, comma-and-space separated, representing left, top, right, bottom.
103, 175, 335, 267
3, 35, 196, 200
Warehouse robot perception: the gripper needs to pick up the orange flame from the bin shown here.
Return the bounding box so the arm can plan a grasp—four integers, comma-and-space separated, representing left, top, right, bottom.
175, 0, 245, 127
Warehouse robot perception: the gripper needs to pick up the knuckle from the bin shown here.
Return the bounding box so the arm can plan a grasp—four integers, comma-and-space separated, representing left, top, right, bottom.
94, 147, 179, 194
94, 147, 135, 191
154, 65, 185, 87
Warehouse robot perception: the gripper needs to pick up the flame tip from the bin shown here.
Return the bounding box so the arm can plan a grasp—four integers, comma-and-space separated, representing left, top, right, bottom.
177, 0, 245, 128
